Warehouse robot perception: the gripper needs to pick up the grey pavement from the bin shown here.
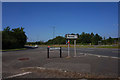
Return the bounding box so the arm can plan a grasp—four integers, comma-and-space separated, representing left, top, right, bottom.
2, 47, 119, 78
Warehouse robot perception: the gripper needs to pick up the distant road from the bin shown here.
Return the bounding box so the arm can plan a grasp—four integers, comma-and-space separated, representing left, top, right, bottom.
39, 47, 119, 58
62, 47, 119, 58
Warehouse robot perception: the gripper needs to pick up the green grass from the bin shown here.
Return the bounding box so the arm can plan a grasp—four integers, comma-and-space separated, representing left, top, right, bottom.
38, 45, 119, 49
1, 45, 118, 52
26, 44, 119, 49
1, 48, 27, 51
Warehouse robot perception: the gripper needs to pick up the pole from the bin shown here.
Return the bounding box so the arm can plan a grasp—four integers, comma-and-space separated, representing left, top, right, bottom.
47, 47, 49, 58
74, 40, 76, 57
68, 40, 70, 57
60, 47, 62, 58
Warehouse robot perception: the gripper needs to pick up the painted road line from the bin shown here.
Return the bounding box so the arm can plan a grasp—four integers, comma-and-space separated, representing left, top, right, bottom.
79, 53, 120, 59
101, 56, 109, 58
6, 72, 32, 78
108, 56, 119, 59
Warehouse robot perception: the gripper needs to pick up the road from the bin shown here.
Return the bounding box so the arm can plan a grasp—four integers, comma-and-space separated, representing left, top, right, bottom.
2, 47, 119, 79
64, 47, 119, 58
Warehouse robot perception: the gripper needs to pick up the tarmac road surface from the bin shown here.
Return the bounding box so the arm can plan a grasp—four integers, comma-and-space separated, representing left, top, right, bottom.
2, 47, 119, 79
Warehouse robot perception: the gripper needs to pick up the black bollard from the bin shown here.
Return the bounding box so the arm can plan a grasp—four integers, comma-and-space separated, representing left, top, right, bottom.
47, 47, 49, 58
60, 47, 62, 58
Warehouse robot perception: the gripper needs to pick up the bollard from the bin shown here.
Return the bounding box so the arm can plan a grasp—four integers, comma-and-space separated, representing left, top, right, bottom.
60, 47, 62, 58
47, 47, 49, 58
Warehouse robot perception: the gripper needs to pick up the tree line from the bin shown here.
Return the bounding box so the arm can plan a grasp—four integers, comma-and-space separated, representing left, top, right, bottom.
2, 27, 118, 49
27, 32, 119, 45
2, 27, 27, 49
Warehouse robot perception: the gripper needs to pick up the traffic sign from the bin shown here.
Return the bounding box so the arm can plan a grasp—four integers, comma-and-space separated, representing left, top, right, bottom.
65, 34, 78, 57
65, 34, 78, 39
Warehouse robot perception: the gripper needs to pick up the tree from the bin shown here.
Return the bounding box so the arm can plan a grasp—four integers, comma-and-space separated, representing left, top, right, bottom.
92, 34, 102, 45
78, 32, 92, 44
2, 27, 27, 49
106, 37, 113, 44
46, 36, 66, 44
4, 26, 10, 32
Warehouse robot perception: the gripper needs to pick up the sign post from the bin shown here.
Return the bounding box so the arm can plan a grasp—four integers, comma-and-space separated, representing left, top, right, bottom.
74, 39, 76, 57
65, 34, 78, 57
47, 47, 62, 58
60, 47, 62, 58
68, 40, 70, 57
47, 47, 49, 58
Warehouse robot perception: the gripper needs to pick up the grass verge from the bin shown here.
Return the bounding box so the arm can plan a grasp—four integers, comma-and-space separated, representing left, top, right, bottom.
1, 48, 27, 51
38, 45, 119, 49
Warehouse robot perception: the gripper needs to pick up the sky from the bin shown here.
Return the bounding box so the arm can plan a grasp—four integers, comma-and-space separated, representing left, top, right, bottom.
2, 2, 118, 42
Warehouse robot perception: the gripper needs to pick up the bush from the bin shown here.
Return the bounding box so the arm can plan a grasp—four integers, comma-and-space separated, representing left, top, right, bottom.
2, 26, 27, 49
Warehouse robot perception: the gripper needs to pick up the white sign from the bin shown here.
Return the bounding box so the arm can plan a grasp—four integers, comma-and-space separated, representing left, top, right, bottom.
50, 47, 60, 50
66, 34, 78, 39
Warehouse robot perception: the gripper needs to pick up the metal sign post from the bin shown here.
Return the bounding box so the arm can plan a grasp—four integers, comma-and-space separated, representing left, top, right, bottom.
74, 40, 76, 57
47, 47, 62, 58
60, 47, 62, 58
68, 39, 70, 57
65, 34, 78, 57
47, 47, 49, 58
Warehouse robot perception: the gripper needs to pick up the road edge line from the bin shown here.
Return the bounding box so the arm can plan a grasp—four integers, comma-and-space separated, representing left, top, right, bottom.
5, 72, 32, 78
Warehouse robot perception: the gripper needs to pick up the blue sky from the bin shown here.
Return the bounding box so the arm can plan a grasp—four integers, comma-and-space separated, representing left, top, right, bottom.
2, 2, 118, 42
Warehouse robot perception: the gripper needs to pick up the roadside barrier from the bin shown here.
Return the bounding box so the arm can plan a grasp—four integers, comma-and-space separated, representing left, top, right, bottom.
47, 47, 62, 58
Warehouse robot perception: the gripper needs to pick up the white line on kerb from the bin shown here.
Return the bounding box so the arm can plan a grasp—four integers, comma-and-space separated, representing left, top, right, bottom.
6, 72, 32, 78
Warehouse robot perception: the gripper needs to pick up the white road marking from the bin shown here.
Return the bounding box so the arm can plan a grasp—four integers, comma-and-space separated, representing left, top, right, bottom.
101, 56, 109, 58
79, 53, 120, 59
6, 72, 32, 78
